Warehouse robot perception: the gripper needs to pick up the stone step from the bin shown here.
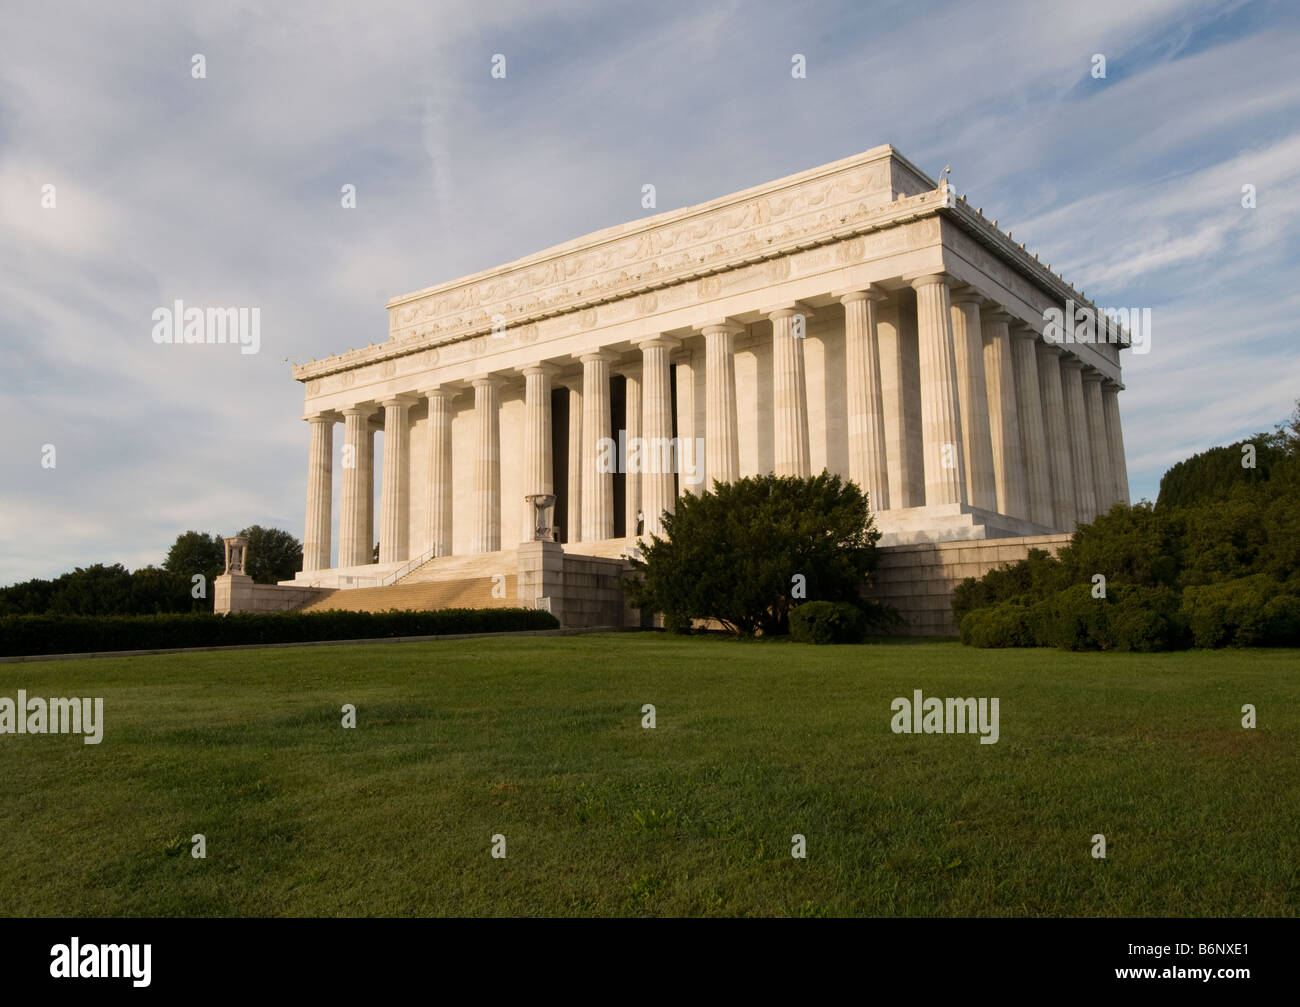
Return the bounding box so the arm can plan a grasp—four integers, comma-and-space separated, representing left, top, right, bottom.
300, 575, 519, 613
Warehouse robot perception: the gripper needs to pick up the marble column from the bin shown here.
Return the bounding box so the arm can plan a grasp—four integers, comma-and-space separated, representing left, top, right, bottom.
566, 382, 583, 543
639, 336, 679, 537
1036, 346, 1076, 529
581, 351, 616, 541
472, 377, 502, 554
910, 274, 966, 506
522, 365, 557, 542
1059, 358, 1096, 524
621, 363, 643, 537
339, 404, 375, 567
302, 412, 335, 572
1010, 327, 1054, 528
424, 387, 453, 557
361, 416, 375, 562
981, 310, 1029, 520
876, 297, 919, 508
949, 288, 997, 510
702, 321, 742, 487
1102, 380, 1130, 506
840, 288, 890, 511
768, 304, 812, 478
673, 349, 702, 495
1082, 370, 1114, 517
378, 396, 413, 563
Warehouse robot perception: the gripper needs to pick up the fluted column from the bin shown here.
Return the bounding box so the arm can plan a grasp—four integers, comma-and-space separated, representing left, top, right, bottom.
1036, 346, 1076, 529
424, 387, 453, 557
1010, 327, 1054, 527
472, 377, 502, 553
339, 404, 375, 567
840, 288, 890, 511
639, 336, 679, 537
910, 274, 966, 505
1060, 358, 1096, 524
703, 321, 742, 487
981, 310, 1029, 520
522, 365, 557, 542
302, 412, 335, 572
1081, 371, 1114, 518
378, 396, 413, 563
673, 349, 702, 495
621, 363, 642, 536
950, 288, 997, 510
566, 382, 583, 543
1102, 381, 1130, 506
581, 352, 616, 541
768, 304, 812, 477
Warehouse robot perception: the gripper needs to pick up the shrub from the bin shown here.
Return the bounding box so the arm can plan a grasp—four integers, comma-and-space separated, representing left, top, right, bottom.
1180, 575, 1300, 648
958, 601, 1035, 648
790, 601, 867, 644
951, 549, 1065, 626
1105, 584, 1186, 652
0, 608, 560, 658
623, 472, 880, 636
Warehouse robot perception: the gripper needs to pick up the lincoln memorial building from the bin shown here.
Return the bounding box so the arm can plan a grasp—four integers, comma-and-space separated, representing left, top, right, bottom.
278, 145, 1130, 627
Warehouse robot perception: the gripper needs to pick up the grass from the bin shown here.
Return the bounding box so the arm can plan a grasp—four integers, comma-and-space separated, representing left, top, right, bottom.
1, 634, 1296, 917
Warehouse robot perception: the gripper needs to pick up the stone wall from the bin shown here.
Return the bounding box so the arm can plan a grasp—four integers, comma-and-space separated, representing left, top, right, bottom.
864, 533, 1072, 636
517, 542, 637, 628
215, 574, 332, 615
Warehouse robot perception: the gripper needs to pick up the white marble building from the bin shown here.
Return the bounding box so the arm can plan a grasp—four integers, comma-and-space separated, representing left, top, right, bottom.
287, 145, 1129, 590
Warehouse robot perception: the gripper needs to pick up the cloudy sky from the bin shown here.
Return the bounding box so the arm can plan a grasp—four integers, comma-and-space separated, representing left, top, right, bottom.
2, 0, 1298, 583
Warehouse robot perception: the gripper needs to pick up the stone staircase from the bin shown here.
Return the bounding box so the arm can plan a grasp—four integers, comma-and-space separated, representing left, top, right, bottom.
299, 573, 518, 613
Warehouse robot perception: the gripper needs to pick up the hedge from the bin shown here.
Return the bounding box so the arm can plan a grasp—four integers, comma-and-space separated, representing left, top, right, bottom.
959, 584, 1187, 652
0, 608, 561, 657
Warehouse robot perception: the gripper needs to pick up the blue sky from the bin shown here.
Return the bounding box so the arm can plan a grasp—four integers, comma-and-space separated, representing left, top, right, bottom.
2, 0, 1298, 582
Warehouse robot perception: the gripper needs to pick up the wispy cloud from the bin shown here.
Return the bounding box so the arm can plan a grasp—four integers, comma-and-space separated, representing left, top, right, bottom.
1, 0, 1297, 581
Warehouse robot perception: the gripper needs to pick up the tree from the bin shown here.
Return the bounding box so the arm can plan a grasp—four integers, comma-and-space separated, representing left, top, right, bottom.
0, 578, 55, 616
624, 472, 881, 636
129, 565, 193, 614
164, 530, 225, 591
238, 525, 303, 584
47, 563, 134, 615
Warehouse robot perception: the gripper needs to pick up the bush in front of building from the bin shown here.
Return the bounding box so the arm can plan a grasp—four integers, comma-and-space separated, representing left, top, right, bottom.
0, 607, 560, 657
789, 600, 868, 644
623, 472, 884, 637
960, 583, 1185, 652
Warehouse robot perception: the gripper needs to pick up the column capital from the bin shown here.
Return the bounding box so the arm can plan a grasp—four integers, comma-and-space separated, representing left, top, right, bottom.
1009, 321, 1041, 342
471, 374, 505, 390
1102, 377, 1126, 392
762, 301, 814, 321
904, 270, 955, 290
421, 385, 453, 401
636, 334, 681, 351
578, 349, 619, 365
1035, 340, 1065, 357
380, 393, 418, 409
520, 362, 561, 379
341, 402, 378, 418
1058, 355, 1085, 371
699, 318, 745, 336
1080, 367, 1106, 384
948, 284, 987, 308
617, 361, 643, 378
833, 285, 887, 304
305, 409, 341, 424
981, 308, 1016, 326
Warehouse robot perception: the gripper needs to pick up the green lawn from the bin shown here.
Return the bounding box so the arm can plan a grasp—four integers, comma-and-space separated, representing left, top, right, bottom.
1, 634, 1296, 917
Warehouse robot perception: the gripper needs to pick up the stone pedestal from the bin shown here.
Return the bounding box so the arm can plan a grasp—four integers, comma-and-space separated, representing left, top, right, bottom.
214, 573, 254, 615
516, 540, 565, 622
